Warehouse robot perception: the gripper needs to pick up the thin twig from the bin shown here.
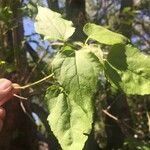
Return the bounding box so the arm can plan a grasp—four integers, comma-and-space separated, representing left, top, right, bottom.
13, 94, 28, 100
102, 109, 119, 121
102, 109, 143, 135
25, 51, 48, 84
50, 42, 64, 46
146, 112, 150, 132
20, 101, 36, 124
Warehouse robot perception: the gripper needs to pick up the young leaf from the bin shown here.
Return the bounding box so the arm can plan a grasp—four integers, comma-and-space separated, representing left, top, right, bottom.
45, 48, 102, 150
35, 6, 75, 41
83, 23, 128, 45
105, 44, 150, 95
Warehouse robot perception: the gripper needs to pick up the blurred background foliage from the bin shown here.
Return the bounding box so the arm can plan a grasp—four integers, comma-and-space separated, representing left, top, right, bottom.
0, 0, 150, 149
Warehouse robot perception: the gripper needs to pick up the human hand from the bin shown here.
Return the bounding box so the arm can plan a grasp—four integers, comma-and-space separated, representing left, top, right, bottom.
0, 107, 6, 132
0, 78, 20, 131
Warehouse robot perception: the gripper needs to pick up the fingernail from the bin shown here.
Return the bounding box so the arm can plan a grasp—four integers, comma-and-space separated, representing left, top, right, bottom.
0, 79, 12, 90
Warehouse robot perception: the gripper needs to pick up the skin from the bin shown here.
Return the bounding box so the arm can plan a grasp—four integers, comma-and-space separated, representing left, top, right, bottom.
0, 78, 19, 131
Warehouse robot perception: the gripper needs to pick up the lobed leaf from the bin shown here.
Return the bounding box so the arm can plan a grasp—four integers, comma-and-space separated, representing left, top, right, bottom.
83, 23, 128, 45
105, 44, 150, 95
45, 48, 102, 150
35, 6, 75, 41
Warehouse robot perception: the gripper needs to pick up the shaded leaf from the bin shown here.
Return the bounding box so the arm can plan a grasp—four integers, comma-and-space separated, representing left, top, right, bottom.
35, 6, 75, 41
105, 44, 150, 95
83, 23, 128, 45
45, 48, 101, 150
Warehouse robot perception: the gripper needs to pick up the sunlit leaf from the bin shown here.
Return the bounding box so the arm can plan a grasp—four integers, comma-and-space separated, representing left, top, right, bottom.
83, 23, 128, 45
35, 6, 75, 41
45, 48, 101, 150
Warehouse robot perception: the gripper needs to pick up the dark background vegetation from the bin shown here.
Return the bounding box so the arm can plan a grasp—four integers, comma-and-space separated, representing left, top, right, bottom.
0, 0, 150, 149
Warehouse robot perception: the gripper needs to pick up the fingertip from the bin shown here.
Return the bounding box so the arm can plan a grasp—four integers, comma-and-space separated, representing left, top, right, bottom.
0, 78, 12, 90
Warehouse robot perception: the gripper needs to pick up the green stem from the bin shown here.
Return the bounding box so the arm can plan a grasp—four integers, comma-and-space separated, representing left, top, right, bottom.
51, 42, 64, 46
84, 36, 90, 45
16, 73, 54, 90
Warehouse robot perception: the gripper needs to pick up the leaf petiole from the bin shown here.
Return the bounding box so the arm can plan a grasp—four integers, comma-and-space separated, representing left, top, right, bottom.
14, 73, 54, 90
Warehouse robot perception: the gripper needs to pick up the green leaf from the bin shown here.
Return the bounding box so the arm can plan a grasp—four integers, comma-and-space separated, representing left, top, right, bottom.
45, 48, 101, 150
83, 23, 128, 45
83, 45, 103, 63
35, 6, 75, 41
105, 44, 150, 95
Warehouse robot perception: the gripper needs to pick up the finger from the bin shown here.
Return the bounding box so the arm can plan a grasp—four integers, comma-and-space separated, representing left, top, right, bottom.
0, 84, 21, 106
0, 79, 13, 100
0, 87, 13, 101
0, 78, 12, 91
0, 79, 21, 106
0, 118, 3, 131
0, 108, 6, 120
0, 92, 13, 106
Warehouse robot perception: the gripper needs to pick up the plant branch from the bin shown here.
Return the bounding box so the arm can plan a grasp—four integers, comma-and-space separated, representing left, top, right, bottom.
50, 42, 64, 46
146, 112, 150, 132
102, 109, 143, 135
102, 109, 119, 121
13, 94, 28, 100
